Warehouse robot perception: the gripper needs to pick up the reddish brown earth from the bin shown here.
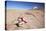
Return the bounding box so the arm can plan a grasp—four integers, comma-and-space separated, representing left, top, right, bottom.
6, 9, 45, 30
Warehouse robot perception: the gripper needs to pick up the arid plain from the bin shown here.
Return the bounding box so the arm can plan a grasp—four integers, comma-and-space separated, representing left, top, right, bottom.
6, 9, 45, 30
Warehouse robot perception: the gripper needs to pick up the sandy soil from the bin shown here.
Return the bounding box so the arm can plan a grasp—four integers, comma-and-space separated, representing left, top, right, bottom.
6, 9, 45, 30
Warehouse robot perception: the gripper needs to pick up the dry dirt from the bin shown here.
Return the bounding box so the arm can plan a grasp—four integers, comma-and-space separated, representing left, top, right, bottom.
6, 9, 45, 30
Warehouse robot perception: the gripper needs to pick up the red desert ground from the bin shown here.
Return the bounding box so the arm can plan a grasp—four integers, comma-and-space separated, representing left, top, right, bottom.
6, 9, 44, 30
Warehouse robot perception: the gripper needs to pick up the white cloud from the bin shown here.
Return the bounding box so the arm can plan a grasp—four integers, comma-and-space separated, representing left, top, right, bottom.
33, 6, 38, 9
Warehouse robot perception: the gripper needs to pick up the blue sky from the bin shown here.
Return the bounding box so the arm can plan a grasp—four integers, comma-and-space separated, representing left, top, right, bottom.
6, 1, 44, 10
